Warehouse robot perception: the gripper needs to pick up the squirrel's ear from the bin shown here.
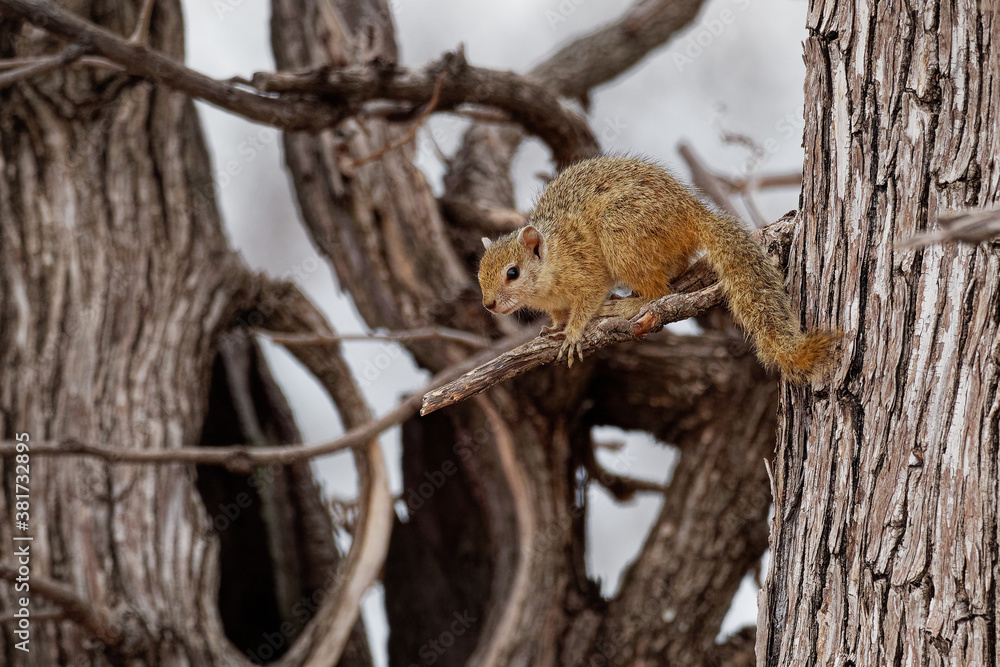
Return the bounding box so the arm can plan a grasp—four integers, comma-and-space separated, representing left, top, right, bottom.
481, 237, 493, 250
518, 225, 544, 259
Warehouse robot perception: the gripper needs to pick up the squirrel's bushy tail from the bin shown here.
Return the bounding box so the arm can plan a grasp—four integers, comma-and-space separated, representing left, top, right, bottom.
698, 213, 838, 383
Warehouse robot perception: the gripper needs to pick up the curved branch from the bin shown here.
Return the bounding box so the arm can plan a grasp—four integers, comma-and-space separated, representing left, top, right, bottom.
0, 0, 341, 130
247, 283, 391, 666
0, 1, 598, 165
253, 49, 599, 167
466, 395, 538, 667
530, 0, 709, 103
441, 0, 708, 214
0, 564, 123, 647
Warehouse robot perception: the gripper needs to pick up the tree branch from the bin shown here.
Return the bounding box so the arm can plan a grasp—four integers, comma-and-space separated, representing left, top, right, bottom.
0, 1, 598, 165
0, 564, 122, 646
677, 142, 743, 218
0, 44, 85, 90
897, 207, 1000, 247
441, 0, 707, 218
420, 283, 724, 415
252, 49, 599, 167
0, 0, 341, 130
530, 0, 709, 104
0, 329, 534, 468
465, 395, 538, 667
260, 326, 489, 349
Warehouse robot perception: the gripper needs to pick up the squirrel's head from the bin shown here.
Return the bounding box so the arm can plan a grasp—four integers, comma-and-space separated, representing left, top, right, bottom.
478, 225, 547, 316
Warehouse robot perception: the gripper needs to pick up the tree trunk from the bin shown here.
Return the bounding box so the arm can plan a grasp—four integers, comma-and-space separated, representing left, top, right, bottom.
0, 0, 880, 667
759, 1, 1000, 664
0, 3, 365, 665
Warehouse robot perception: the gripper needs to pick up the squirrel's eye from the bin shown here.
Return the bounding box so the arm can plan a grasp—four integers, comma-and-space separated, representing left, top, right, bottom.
506, 267, 520, 281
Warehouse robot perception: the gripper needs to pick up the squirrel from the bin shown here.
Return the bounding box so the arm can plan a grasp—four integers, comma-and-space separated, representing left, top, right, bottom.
477, 155, 838, 382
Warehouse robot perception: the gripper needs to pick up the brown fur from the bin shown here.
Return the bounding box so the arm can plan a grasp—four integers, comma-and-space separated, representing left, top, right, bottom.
478, 156, 838, 379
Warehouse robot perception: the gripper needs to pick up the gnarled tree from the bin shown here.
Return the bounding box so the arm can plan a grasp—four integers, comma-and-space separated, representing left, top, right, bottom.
1, 0, 994, 666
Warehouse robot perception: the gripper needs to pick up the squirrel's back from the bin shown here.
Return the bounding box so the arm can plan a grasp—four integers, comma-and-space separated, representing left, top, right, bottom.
531, 157, 705, 295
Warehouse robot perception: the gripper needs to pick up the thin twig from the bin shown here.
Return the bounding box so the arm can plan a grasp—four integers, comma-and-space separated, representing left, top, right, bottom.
897, 207, 1000, 248
0, 44, 85, 90
741, 176, 770, 229
586, 457, 670, 501
259, 326, 489, 349
0, 330, 535, 468
0, 564, 121, 645
677, 142, 742, 218
0, 610, 66, 623
128, 0, 156, 45
349, 70, 447, 169
727, 172, 802, 191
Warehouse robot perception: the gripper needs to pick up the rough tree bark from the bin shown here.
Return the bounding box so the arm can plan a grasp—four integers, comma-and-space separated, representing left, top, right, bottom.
759, 1, 1000, 665
0, 0, 876, 665
0, 2, 379, 665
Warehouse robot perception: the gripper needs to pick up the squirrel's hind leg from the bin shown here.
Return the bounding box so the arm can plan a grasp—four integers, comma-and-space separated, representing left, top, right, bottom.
597, 296, 655, 319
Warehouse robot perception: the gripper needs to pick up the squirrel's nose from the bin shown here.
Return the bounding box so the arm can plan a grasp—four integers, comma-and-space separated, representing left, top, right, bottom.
483, 299, 496, 312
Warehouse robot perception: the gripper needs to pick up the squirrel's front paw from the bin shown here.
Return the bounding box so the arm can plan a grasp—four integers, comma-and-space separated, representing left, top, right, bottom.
555, 338, 584, 368
540, 324, 565, 336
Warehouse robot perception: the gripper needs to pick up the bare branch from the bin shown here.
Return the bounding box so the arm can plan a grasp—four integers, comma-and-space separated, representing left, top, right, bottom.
0, 564, 122, 646
728, 172, 803, 191
0, 331, 533, 468
586, 457, 671, 501
128, 0, 157, 45
0, 44, 85, 90
677, 142, 743, 218
530, 0, 709, 104
0, 610, 66, 623
466, 395, 538, 667
253, 50, 599, 167
260, 326, 489, 349
238, 280, 390, 667
441, 0, 708, 218
897, 207, 1000, 248
439, 197, 527, 232
421, 283, 724, 416
0, 0, 341, 130
348, 70, 447, 169
0, 1, 598, 164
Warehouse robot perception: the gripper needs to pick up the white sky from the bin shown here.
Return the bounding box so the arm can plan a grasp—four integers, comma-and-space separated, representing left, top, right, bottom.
182, 1, 808, 663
